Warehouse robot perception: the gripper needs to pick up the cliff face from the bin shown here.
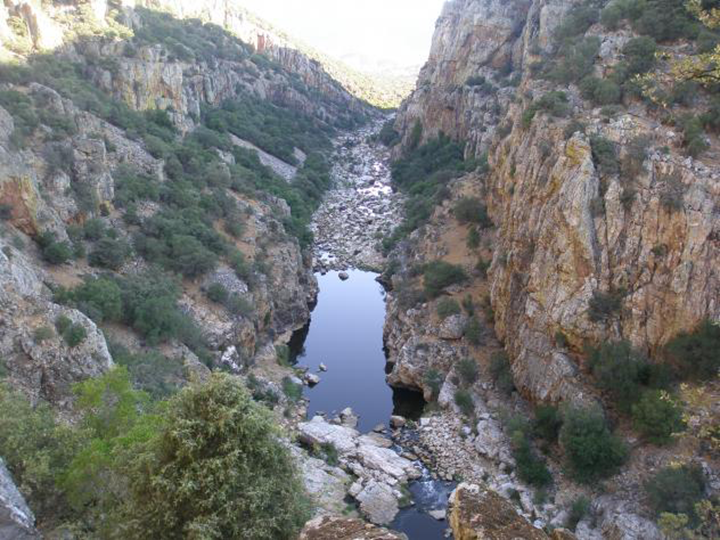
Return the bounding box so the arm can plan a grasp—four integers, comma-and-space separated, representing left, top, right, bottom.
0, 0, 361, 409
394, 0, 720, 403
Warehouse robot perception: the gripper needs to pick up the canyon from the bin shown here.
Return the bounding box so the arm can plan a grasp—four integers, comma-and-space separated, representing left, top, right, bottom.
0, 0, 719, 539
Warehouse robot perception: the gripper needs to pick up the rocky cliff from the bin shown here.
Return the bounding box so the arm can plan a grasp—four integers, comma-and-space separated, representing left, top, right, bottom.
393, 0, 720, 404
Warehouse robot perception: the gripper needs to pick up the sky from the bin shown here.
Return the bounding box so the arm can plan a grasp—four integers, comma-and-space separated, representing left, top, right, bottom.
240, 0, 447, 72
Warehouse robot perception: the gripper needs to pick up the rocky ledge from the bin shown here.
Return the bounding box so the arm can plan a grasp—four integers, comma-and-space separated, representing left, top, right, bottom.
300, 516, 406, 540
297, 413, 420, 526
311, 119, 404, 272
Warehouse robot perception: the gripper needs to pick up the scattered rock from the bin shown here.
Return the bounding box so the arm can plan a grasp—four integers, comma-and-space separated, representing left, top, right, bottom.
390, 415, 407, 429
305, 373, 321, 386
338, 271, 350, 281
0, 458, 39, 539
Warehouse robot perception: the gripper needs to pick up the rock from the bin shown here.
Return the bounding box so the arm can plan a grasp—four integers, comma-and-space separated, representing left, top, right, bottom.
356, 481, 399, 525
429, 509, 446, 521
338, 271, 350, 281
319, 362, 328, 372
305, 373, 321, 386
390, 415, 407, 429
299, 516, 406, 539
372, 423, 386, 433
339, 407, 359, 428
299, 416, 359, 454
448, 483, 562, 540
292, 447, 351, 516
0, 458, 39, 539
438, 313, 469, 340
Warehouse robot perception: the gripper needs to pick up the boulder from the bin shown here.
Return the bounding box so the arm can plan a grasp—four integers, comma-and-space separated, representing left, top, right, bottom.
356, 481, 399, 526
0, 458, 39, 540
305, 373, 321, 386
438, 313, 469, 340
338, 271, 350, 281
299, 516, 406, 539
298, 416, 359, 454
390, 415, 406, 429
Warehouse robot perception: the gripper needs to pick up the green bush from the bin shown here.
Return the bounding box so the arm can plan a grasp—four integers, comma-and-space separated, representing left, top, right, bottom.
37, 231, 73, 265
566, 496, 591, 531
588, 340, 648, 412
63, 324, 87, 347
206, 282, 229, 304
645, 465, 706, 520
88, 237, 131, 270
33, 326, 54, 343
467, 226, 480, 249
546, 37, 601, 84
464, 317, 483, 346
109, 343, 184, 399
560, 405, 627, 483
533, 405, 563, 443
506, 420, 553, 488
458, 358, 479, 386
55, 314, 73, 335
631, 390, 685, 444
490, 351, 515, 396
282, 376, 303, 402
71, 276, 123, 323
523, 91, 570, 128
590, 136, 619, 175
423, 368, 444, 399
621, 36, 658, 77
681, 115, 709, 158
580, 77, 622, 105
423, 261, 467, 298
588, 288, 625, 322
0, 384, 80, 520
453, 197, 492, 227
555, 5, 600, 41
83, 218, 107, 241
378, 119, 400, 147
436, 298, 461, 319
454, 388, 475, 417
116, 373, 311, 539
665, 319, 720, 380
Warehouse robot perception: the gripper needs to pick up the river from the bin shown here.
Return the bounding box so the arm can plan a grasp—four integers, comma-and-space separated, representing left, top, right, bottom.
291, 270, 454, 539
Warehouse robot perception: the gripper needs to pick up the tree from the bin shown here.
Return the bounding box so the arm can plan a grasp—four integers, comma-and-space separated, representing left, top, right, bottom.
168, 234, 217, 277
560, 405, 627, 483
632, 390, 685, 444
116, 374, 311, 539
89, 237, 131, 270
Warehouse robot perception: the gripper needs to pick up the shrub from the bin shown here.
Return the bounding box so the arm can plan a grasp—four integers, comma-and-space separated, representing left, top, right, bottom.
378, 120, 400, 147
436, 298, 461, 320
665, 319, 720, 380
588, 340, 648, 412
454, 388, 475, 417
33, 326, 54, 343
206, 282, 229, 304
453, 197, 492, 227
72, 276, 123, 323
490, 351, 515, 396
83, 218, 107, 241
681, 115, 709, 158
282, 376, 303, 402
109, 343, 184, 399
580, 77, 622, 105
464, 317, 483, 346
560, 405, 627, 483
523, 91, 570, 127
117, 374, 311, 539
631, 390, 685, 444
547, 37, 601, 84
55, 314, 73, 335
167, 235, 218, 278
423, 368, 444, 399
555, 5, 600, 41
458, 358, 479, 386
534, 405, 563, 443
88, 237, 131, 270
588, 288, 625, 322
590, 136, 619, 175
37, 231, 72, 265
466, 226, 480, 249
566, 496, 591, 531
508, 424, 553, 488
621, 36, 657, 77
423, 261, 467, 298
645, 465, 706, 520
63, 324, 87, 347
0, 384, 80, 520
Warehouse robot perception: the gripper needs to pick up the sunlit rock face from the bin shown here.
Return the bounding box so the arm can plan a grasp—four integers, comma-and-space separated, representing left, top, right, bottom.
393, 0, 720, 404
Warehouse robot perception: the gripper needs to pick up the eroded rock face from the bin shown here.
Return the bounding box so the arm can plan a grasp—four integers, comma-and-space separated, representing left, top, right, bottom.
299, 516, 406, 540
0, 458, 39, 540
394, 0, 720, 406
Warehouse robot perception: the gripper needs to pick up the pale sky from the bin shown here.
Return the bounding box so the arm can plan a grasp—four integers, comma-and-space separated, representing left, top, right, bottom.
240, 0, 447, 71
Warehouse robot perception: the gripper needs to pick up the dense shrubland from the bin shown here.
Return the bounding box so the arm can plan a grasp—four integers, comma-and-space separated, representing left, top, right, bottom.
0, 372, 310, 538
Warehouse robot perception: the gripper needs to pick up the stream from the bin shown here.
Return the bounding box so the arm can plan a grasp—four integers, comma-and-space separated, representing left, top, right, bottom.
287, 119, 457, 538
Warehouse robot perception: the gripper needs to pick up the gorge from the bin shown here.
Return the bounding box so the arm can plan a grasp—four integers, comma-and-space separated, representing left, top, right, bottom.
1, 0, 719, 539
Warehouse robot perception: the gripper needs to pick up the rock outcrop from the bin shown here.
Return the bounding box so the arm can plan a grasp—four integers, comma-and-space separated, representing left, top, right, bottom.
393, 0, 720, 405
297, 415, 421, 525
0, 458, 39, 540
299, 516, 406, 540
449, 483, 574, 540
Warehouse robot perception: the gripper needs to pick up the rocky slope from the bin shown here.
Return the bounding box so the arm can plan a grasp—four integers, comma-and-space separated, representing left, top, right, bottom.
394, 0, 720, 406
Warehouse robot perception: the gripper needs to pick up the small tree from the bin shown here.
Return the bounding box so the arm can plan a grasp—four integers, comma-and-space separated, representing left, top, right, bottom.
632, 390, 685, 445
560, 405, 627, 483
117, 374, 311, 539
